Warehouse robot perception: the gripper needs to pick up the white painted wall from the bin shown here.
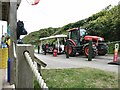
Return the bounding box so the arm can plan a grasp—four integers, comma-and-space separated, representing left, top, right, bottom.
0, 20, 7, 42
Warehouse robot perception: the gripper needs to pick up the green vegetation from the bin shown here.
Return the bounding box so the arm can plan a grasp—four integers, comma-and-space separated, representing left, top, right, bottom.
23, 4, 120, 43
34, 68, 118, 88
23, 4, 120, 53
108, 42, 120, 54
34, 79, 40, 89
23, 27, 62, 44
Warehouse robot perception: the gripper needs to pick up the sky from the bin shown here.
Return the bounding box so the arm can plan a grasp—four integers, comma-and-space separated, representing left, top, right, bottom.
17, 0, 119, 34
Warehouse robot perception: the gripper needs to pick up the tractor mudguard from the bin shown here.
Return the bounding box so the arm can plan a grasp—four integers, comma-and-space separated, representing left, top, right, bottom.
64, 39, 76, 56
67, 39, 77, 46
97, 43, 108, 55
82, 43, 89, 51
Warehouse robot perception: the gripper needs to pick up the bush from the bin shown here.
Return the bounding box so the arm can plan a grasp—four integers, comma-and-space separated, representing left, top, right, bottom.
34, 80, 41, 90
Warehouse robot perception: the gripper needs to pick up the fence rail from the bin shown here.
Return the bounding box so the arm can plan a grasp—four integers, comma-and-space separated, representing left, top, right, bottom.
14, 44, 48, 89
106, 41, 120, 44
24, 51, 48, 89
11, 41, 120, 89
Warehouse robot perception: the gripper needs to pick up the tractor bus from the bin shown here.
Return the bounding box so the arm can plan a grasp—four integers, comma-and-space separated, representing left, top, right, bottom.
64, 28, 108, 57
40, 34, 67, 54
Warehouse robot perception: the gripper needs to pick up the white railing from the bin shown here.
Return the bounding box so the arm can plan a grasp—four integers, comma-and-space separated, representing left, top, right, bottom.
13, 42, 17, 58
13, 44, 48, 89
24, 51, 48, 89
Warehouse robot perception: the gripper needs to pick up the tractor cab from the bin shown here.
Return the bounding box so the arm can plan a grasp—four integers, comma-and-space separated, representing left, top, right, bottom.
67, 28, 86, 46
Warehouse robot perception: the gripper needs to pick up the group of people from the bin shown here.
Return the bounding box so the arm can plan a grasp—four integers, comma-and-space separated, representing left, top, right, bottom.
0, 20, 28, 48
0, 33, 10, 48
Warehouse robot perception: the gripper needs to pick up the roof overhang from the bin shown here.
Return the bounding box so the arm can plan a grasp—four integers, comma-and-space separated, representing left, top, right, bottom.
67, 28, 79, 32
40, 34, 67, 41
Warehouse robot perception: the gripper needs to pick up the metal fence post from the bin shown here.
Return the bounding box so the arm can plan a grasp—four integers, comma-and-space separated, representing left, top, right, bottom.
88, 40, 92, 61
9, 1, 17, 84
38, 45, 40, 54
66, 40, 69, 58
16, 44, 34, 88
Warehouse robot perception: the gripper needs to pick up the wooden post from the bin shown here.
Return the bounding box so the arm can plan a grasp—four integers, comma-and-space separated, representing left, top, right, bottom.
37, 63, 42, 75
34, 55, 47, 75
16, 44, 34, 88
9, 1, 17, 84
57, 38, 59, 53
40, 41, 42, 53
38, 45, 40, 54
66, 40, 69, 58
0, 2, 2, 20
9, 1, 17, 43
88, 40, 92, 61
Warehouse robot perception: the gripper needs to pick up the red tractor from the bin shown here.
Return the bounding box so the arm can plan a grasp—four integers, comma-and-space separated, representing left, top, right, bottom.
64, 28, 108, 57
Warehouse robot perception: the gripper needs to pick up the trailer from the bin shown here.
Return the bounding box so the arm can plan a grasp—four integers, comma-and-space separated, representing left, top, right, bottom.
39, 34, 67, 54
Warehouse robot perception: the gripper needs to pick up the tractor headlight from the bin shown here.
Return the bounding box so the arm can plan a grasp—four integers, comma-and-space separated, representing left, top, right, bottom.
98, 38, 103, 41
92, 44, 97, 49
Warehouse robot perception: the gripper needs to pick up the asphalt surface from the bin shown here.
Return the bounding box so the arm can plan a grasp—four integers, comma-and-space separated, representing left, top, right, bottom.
35, 52, 119, 73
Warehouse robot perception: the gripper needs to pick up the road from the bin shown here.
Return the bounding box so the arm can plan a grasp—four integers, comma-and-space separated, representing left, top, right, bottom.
35, 52, 119, 73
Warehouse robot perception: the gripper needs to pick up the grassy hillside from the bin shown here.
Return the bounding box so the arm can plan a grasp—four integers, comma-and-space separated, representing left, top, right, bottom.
23, 4, 120, 44
23, 27, 67, 44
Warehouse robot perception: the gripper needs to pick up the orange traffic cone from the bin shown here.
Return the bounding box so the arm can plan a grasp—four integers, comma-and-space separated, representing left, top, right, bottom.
108, 43, 120, 65
53, 49, 58, 57
113, 49, 118, 62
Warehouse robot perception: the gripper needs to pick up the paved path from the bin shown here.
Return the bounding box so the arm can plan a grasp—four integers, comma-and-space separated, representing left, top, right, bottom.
0, 69, 14, 90
35, 52, 119, 73
0, 69, 3, 90
0, 69, 7, 90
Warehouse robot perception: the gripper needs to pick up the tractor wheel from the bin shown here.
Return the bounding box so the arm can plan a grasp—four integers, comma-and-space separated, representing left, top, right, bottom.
84, 46, 89, 57
98, 49, 108, 55
65, 41, 76, 57
97, 43, 108, 55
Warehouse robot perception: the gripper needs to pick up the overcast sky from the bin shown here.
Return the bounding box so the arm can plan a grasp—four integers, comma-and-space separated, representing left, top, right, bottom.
17, 0, 119, 34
